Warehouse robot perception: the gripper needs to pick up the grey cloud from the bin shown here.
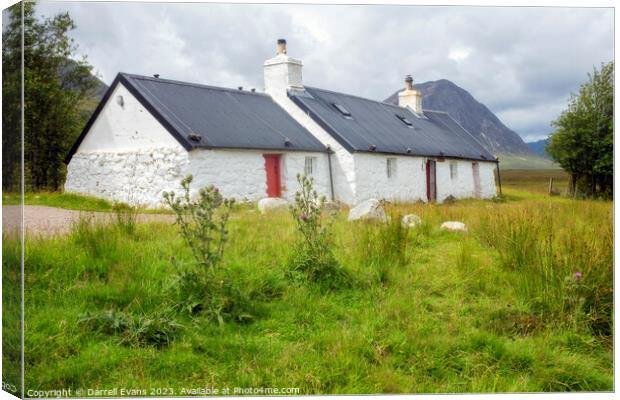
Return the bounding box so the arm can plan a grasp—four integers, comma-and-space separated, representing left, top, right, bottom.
34, 2, 613, 140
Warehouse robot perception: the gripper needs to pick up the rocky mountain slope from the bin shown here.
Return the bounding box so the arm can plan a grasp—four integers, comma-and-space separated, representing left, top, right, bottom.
384, 79, 533, 156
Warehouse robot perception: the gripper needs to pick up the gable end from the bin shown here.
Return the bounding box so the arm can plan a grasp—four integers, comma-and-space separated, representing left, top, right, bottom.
64, 73, 193, 164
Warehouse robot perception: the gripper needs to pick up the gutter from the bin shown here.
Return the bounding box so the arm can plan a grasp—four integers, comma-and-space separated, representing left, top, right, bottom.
327, 145, 336, 201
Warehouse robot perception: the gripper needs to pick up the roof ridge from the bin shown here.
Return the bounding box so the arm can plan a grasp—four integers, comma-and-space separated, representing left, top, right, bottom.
119, 72, 268, 97
305, 86, 408, 109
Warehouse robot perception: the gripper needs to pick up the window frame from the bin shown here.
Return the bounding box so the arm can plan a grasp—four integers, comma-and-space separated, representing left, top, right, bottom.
395, 114, 414, 127
450, 161, 458, 180
304, 156, 317, 176
332, 103, 353, 119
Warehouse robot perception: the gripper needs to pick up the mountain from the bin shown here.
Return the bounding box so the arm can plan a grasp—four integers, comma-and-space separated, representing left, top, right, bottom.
384, 79, 533, 156
527, 138, 551, 159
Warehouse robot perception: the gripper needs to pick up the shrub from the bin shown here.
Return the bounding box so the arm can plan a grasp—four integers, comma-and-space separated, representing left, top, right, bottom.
78, 309, 182, 348
288, 174, 349, 288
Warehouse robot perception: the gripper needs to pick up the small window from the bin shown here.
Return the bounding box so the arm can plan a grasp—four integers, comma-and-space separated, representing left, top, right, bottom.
387, 158, 397, 179
332, 103, 352, 119
450, 161, 458, 180
396, 114, 413, 127
304, 156, 317, 176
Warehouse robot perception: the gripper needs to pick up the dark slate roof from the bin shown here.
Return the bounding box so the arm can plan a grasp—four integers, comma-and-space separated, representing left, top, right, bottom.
289, 86, 496, 161
66, 73, 327, 163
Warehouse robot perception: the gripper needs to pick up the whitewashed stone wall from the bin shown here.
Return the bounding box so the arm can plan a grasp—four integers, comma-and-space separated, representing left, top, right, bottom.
353, 153, 427, 203
435, 159, 497, 201
65, 81, 190, 206
187, 149, 331, 202
479, 161, 498, 198
66, 148, 331, 207
352, 154, 497, 203
65, 147, 189, 207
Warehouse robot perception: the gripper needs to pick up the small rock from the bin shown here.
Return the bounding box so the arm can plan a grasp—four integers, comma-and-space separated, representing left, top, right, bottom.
401, 214, 422, 228
440, 221, 468, 232
258, 197, 288, 213
348, 199, 387, 222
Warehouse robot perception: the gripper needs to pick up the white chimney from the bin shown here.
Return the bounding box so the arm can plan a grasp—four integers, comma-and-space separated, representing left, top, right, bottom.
264, 39, 303, 98
398, 75, 423, 114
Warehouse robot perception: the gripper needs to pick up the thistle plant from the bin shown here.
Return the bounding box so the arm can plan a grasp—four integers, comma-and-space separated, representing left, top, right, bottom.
163, 175, 234, 272
290, 174, 331, 252
288, 174, 348, 287
163, 176, 250, 323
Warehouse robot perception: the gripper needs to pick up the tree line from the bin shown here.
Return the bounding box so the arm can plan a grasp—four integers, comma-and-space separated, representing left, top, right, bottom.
547, 61, 613, 199
2, 2, 96, 192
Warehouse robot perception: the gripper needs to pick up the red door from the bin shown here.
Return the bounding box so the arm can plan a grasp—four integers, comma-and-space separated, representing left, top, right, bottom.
263, 154, 282, 197
426, 159, 437, 202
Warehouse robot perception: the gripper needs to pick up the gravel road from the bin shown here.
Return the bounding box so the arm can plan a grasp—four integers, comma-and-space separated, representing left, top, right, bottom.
2, 205, 175, 237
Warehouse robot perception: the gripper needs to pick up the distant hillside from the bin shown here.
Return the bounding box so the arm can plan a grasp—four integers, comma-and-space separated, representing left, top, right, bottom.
527, 138, 552, 159
60, 59, 108, 99
384, 79, 533, 156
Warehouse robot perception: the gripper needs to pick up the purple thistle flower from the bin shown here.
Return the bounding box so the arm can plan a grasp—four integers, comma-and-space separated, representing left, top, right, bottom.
574, 271, 583, 281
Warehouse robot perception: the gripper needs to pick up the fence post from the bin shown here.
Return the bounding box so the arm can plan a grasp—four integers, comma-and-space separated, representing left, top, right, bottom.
548, 177, 554, 196
495, 159, 502, 196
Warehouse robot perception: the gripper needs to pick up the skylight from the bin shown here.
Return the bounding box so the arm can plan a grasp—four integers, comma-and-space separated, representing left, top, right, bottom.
332, 103, 352, 118
396, 114, 413, 127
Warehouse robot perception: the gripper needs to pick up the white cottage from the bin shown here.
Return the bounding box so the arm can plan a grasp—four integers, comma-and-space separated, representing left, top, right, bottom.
65, 39, 498, 207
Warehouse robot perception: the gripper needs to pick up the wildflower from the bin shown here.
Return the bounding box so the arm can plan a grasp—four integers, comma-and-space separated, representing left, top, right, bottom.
300, 212, 308, 222
574, 271, 583, 282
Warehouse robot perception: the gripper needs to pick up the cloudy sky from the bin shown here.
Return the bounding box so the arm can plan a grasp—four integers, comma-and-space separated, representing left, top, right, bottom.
31, 1, 614, 142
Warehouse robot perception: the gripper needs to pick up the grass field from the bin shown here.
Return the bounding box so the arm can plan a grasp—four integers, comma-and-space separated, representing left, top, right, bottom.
2, 170, 613, 395
500, 169, 570, 195
2, 192, 115, 211
2, 192, 170, 214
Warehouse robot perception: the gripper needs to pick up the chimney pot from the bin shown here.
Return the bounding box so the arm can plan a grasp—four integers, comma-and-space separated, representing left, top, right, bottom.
405, 74, 413, 91
276, 38, 287, 55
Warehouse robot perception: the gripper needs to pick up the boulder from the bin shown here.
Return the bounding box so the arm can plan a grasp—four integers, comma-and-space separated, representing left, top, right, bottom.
258, 197, 288, 213
401, 214, 422, 228
440, 221, 468, 232
348, 199, 387, 223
